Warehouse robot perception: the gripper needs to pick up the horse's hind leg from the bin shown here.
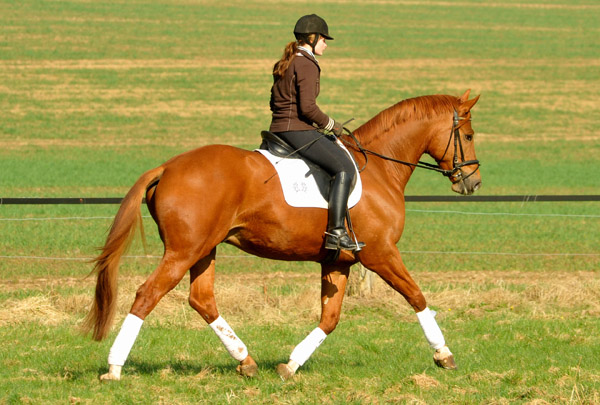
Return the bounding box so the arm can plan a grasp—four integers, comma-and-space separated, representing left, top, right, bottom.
188, 248, 257, 377
100, 251, 197, 382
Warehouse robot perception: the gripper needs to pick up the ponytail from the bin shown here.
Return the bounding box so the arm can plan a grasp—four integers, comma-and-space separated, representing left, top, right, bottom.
272, 41, 298, 79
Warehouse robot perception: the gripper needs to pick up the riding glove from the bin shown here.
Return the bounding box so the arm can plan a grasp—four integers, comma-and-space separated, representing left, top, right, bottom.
332, 120, 344, 137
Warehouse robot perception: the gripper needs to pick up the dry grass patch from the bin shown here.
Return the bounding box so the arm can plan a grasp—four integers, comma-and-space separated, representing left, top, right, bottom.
0, 59, 273, 72
0, 134, 243, 150
1, 269, 598, 329
295, 0, 600, 11
0, 296, 70, 326
410, 372, 440, 389
469, 369, 514, 384
325, 58, 600, 78
346, 269, 600, 319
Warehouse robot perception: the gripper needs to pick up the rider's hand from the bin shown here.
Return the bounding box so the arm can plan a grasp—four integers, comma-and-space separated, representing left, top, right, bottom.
332, 120, 344, 137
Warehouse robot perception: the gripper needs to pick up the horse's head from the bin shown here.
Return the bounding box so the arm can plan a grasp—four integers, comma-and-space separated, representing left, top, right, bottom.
430, 90, 482, 195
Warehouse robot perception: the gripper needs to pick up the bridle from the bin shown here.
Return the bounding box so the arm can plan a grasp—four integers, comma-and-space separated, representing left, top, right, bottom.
437, 110, 480, 183
342, 110, 480, 183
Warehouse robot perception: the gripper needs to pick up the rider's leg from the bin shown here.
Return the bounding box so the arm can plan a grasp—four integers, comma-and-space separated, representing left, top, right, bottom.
324, 171, 364, 250
275, 130, 364, 251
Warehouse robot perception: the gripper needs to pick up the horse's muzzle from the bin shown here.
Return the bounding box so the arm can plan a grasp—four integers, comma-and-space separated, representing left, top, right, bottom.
451, 175, 481, 195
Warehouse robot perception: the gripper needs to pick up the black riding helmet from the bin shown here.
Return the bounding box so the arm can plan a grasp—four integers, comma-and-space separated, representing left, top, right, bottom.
293, 14, 333, 50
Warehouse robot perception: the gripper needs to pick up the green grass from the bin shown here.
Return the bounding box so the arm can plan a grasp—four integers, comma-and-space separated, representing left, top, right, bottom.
2, 0, 599, 197
1, 201, 598, 277
1, 304, 599, 403
1, 0, 599, 403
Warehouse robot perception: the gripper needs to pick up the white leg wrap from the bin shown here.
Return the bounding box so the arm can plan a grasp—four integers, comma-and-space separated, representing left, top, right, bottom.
416, 307, 446, 350
107, 313, 144, 366
209, 316, 249, 362
289, 327, 327, 367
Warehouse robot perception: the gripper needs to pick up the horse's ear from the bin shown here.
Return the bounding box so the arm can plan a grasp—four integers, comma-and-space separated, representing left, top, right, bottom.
459, 89, 471, 103
459, 94, 480, 114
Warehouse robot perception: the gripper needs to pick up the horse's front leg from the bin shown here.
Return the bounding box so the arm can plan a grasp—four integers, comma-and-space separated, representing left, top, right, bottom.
277, 263, 350, 380
361, 248, 457, 370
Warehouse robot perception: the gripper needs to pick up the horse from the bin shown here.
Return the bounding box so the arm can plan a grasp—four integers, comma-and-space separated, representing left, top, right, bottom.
83, 89, 481, 381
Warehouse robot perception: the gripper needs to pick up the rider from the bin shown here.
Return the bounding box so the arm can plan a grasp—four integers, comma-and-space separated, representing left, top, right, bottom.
269, 14, 364, 251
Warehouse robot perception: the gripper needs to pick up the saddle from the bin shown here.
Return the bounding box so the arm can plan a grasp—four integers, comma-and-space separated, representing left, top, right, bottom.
258, 131, 363, 262
259, 131, 298, 158
259, 131, 357, 200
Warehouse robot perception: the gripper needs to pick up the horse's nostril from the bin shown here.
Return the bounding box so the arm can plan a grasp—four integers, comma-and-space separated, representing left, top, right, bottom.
473, 181, 481, 191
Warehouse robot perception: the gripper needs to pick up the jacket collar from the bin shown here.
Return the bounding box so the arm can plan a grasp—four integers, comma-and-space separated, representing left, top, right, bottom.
297, 47, 320, 70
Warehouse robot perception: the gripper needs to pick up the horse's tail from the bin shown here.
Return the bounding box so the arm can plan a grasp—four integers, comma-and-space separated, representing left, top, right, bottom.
82, 165, 164, 341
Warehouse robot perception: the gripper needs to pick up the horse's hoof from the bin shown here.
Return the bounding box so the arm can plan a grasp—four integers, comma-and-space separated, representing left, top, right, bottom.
276, 363, 295, 381
99, 365, 122, 382
99, 372, 121, 382
236, 363, 258, 378
433, 346, 457, 370
236, 356, 258, 378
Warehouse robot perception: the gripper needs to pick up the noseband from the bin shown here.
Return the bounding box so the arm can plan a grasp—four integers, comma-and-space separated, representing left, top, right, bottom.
343, 110, 480, 183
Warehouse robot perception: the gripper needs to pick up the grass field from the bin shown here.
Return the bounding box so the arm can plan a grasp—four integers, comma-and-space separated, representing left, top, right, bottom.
1, 0, 599, 403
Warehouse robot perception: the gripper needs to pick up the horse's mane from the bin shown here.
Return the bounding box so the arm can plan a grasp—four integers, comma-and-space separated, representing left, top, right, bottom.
357, 95, 459, 142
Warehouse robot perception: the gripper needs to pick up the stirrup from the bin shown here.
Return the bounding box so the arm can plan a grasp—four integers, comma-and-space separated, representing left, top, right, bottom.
324, 229, 365, 251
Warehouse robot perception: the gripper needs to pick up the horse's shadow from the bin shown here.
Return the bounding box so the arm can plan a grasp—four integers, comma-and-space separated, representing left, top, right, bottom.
78, 358, 290, 380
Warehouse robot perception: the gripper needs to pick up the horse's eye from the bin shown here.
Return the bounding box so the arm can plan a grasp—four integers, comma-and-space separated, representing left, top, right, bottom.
465, 134, 473, 142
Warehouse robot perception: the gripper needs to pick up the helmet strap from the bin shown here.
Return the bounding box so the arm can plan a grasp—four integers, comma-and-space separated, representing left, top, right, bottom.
308, 33, 321, 53
307, 33, 320, 52
297, 33, 320, 53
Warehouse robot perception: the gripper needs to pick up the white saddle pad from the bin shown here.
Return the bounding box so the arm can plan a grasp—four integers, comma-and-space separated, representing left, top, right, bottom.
255, 142, 362, 209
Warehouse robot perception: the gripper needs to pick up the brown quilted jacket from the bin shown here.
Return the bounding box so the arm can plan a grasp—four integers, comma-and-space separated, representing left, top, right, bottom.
269, 48, 331, 132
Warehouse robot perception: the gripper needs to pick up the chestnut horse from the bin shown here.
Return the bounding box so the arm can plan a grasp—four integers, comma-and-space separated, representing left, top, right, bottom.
84, 90, 481, 381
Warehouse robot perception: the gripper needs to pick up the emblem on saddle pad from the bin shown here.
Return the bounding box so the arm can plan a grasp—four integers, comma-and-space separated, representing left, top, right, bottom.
256, 131, 362, 209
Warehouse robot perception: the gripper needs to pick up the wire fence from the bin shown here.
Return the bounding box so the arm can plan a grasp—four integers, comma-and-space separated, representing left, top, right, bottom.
2, 195, 600, 205
1, 198, 598, 261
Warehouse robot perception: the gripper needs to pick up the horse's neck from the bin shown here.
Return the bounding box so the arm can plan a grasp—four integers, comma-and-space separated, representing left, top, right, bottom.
354, 120, 432, 192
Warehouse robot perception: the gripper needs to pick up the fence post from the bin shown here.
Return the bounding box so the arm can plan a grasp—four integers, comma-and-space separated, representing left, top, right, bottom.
347, 263, 374, 296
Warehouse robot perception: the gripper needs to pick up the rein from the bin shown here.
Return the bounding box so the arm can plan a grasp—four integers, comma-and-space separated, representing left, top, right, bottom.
341, 111, 480, 183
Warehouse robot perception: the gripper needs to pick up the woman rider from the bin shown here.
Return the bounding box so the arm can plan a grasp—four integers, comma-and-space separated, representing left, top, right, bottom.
269, 14, 364, 251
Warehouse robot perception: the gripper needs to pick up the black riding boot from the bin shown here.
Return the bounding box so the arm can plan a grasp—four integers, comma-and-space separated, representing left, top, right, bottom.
324, 172, 365, 251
